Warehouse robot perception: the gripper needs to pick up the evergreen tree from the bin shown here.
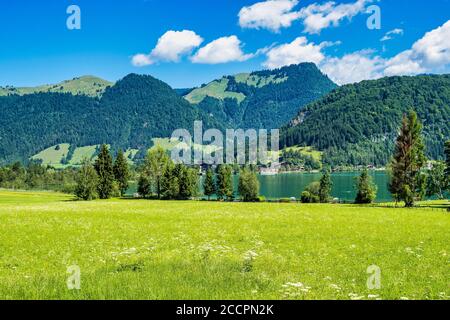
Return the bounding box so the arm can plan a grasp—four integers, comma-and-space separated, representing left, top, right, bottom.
319, 170, 333, 203
94, 144, 115, 199
203, 168, 216, 200
160, 162, 179, 199
388, 111, 427, 207
355, 169, 377, 204
75, 159, 98, 201
238, 167, 260, 202
145, 146, 170, 199
216, 165, 233, 201
113, 150, 130, 196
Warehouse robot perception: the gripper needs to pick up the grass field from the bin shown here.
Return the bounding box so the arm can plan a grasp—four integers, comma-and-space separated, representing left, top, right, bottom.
0, 190, 448, 300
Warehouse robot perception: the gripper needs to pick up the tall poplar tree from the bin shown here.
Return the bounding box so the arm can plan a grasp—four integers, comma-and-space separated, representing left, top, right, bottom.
144, 146, 170, 199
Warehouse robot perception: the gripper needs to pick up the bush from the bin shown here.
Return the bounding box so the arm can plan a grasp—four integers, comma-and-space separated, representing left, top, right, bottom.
301, 182, 321, 203
256, 196, 266, 202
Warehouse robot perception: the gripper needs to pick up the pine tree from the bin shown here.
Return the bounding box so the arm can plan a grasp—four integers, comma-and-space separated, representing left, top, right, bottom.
216, 165, 233, 201
203, 168, 216, 200
144, 146, 170, 199
355, 169, 377, 204
94, 144, 115, 199
75, 159, 98, 201
238, 167, 259, 202
319, 170, 332, 203
113, 150, 130, 196
388, 111, 427, 207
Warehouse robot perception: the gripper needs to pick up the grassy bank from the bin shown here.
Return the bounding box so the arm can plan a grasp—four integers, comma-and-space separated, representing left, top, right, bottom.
0, 190, 448, 300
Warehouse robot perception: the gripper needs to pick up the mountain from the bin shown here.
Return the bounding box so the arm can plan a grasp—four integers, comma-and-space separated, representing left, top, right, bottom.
281, 75, 450, 167
0, 74, 219, 165
0, 76, 113, 97
184, 63, 337, 129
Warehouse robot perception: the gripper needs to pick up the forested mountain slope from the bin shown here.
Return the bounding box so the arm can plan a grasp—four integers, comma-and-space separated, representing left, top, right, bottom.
281, 75, 450, 166
0, 74, 218, 164
185, 63, 337, 129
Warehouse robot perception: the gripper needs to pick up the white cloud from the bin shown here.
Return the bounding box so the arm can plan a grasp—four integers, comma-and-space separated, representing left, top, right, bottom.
238, 0, 371, 34
132, 30, 203, 66
321, 50, 385, 84
238, 0, 300, 32
299, 0, 371, 34
191, 36, 253, 64
261, 20, 450, 84
131, 54, 154, 67
263, 37, 336, 68
383, 50, 425, 76
381, 28, 404, 42
384, 20, 450, 76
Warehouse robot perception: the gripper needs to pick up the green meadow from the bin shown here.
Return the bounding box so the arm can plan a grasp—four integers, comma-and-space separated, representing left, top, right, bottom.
0, 190, 448, 300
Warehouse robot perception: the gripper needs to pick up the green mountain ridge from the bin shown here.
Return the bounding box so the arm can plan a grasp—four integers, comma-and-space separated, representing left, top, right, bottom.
281, 74, 450, 167
187, 63, 337, 129
0, 76, 113, 97
0, 73, 222, 165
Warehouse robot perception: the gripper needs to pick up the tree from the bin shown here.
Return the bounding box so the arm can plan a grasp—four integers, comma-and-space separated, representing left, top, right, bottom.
216, 165, 233, 201
355, 169, 377, 204
113, 150, 130, 196
319, 170, 333, 203
94, 144, 115, 199
175, 164, 199, 200
160, 162, 179, 199
426, 162, 447, 200
75, 159, 98, 200
203, 169, 216, 200
238, 167, 259, 202
388, 111, 427, 207
144, 146, 170, 199
445, 140, 450, 185
300, 182, 320, 203
137, 174, 151, 198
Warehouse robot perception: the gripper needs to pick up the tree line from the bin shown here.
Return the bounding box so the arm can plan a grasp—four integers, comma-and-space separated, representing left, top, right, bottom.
73, 145, 261, 202
299, 111, 449, 207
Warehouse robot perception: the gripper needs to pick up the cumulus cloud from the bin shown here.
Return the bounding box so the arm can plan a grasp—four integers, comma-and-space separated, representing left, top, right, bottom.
132, 30, 203, 66
298, 0, 372, 34
238, 0, 371, 34
263, 37, 337, 68
380, 28, 404, 42
321, 50, 385, 84
384, 20, 450, 76
262, 20, 450, 84
238, 0, 300, 32
191, 36, 253, 64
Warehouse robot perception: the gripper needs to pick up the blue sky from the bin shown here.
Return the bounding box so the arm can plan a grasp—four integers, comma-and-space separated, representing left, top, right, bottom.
0, 0, 449, 88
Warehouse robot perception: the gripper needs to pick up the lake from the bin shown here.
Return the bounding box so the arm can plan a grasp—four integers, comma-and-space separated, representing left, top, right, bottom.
257, 171, 391, 202
128, 171, 392, 202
